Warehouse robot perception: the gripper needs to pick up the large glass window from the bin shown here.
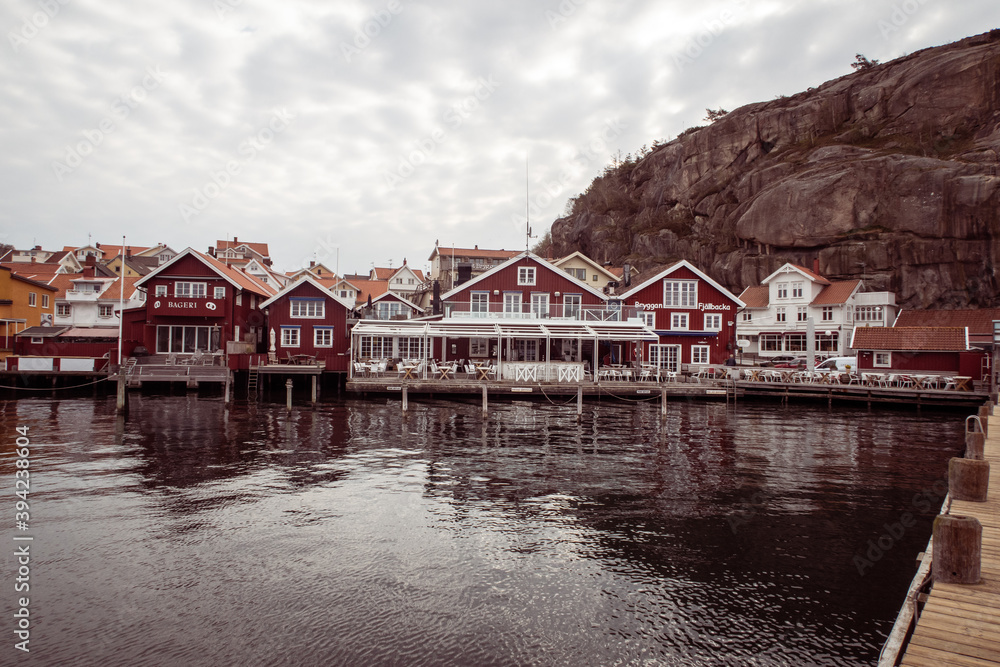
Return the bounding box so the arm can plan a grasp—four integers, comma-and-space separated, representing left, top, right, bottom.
359, 336, 391, 359
471, 292, 489, 315
563, 294, 581, 319
760, 334, 781, 352
530, 293, 549, 318
815, 332, 839, 352
470, 338, 489, 357
785, 334, 807, 352
648, 344, 680, 371
691, 345, 710, 364
174, 282, 207, 298
399, 337, 425, 358
374, 301, 406, 320
503, 293, 522, 315
663, 281, 697, 307
291, 299, 325, 318
314, 327, 333, 347
155, 326, 219, 353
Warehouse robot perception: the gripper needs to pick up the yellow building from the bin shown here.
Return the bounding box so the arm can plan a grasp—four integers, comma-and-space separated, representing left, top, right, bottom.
551, 251, 623, 292
0, 267, 57, 358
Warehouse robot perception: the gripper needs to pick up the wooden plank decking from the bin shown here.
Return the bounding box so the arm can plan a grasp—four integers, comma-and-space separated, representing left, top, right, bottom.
898, 407, 1000, 667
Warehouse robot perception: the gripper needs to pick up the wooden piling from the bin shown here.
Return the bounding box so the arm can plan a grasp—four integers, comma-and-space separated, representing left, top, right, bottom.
932, 514, 982, 584
224, 371, 232, 404
966, 431, 986, 459
402, 385, 409, 413
115, 376, 127, 416
481, 385, 487, 418
285, 379, 293, 413
311, 375, 317, 404
979, 406, 990, 436
949, 457, 990, 502
577, 385, 582, 422
660, 388, 667, 420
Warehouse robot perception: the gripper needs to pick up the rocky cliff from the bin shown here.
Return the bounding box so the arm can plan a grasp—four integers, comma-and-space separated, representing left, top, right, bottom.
550, 31, 1000, 309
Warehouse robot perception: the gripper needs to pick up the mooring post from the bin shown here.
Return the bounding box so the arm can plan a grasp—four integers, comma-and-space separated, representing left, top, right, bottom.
402, 385, 409, 412
932, 514, 982, 584
285, 379, 293, 413
966, 431, 986, 459
949, 457, 990, 502
224, 371, 232, 404
115, 375, 127, 416
577, 385, 583, 422
311, 375, 317, 404
661, 387, 667, 420
979, 406, 990, 436
482, 385, 488, 418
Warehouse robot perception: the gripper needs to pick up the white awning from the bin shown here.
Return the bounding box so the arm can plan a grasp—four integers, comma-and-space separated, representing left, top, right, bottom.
350, 318, 658, 341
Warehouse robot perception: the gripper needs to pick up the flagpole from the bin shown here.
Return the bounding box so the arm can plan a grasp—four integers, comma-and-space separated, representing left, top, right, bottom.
117, 235, 125, 368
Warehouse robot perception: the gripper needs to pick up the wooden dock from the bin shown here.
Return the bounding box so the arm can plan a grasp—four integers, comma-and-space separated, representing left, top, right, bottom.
889, 405, 1000, 666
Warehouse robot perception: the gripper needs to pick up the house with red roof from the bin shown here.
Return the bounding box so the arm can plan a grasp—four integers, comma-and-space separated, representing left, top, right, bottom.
428, 242, 520, 291
259, 276, 353, 371
619, 260, 745, 370
893, 308, 1000, 351
213, 237, 271, 268
736, 261, 898, 360
851, 326, 988, 383
124, 248, 275, 361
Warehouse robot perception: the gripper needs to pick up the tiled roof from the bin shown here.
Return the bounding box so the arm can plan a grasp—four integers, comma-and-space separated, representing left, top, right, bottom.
739, 285, 769, 308
47, 273, 80, 297
852, 326, 967, 351
215, 239, 270, 257
199, 252, 275, 297
95, 245, 150, 259
894, 308, 1000, 336
789, 264, 831, 285
98, 276, 143, 300
372, 267, 395, 280
2, 262, 63, 281
349, 279, 389, 304
429, 246, 519, 261
811, 280, 861, 305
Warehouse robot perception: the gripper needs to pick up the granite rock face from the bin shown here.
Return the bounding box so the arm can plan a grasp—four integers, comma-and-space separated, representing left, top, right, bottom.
550, 31, 1000, 309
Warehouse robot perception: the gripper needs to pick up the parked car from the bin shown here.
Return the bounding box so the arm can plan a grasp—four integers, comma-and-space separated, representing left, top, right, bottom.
815, 356, 857, 372
761, 355, 806, 368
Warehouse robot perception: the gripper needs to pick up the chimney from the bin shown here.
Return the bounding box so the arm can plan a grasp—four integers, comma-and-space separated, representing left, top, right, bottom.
208, 246, 215, 257
85, 255, 96, 267
309, 261, 315, 268
95, 242, 101, 248
34, 245, 41, 251
813, 258, 820, 275
233, 236, 238, 243
126, 246, 132, 258
83, 266, 95, 278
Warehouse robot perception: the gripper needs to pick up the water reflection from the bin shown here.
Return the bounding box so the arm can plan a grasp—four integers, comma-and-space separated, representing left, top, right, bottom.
0, 395, 963, 666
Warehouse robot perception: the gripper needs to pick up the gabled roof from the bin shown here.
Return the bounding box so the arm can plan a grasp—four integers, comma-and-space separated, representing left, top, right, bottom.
216, 239, 270, 257
371, 266, 395, 280
134, 248, 274, 297
428, 245, 520, 262
851, 326, 968, 351
348, 278, 390, 304
619, 259, 746, 307
259, 275, 353, 311
552, 251, 621, 282
2, 262, 64, 282
440, 251, 609, 301
739, 285, 769, 308
811, 280, 862, 305
370, 290, 423, 311
0, 266, 59, 291
762, 263, 831, 286
97, 276, 143, 301
894, 309, 1000, 337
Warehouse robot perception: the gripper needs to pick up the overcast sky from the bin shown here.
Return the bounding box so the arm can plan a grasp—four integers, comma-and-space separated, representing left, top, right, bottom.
2, 0, 997, 277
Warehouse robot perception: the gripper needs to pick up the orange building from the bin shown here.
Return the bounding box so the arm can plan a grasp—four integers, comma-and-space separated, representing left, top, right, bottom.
0, 266, 57, 358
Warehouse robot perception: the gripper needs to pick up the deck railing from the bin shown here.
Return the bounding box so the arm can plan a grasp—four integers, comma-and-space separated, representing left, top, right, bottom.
443, 302, 639, 321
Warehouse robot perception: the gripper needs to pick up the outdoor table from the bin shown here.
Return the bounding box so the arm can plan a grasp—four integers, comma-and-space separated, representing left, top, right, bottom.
438, 364, 456, 380
400, 365, 418, 380
953, 376, 972, 391
778, 370, 796, 383
474, 364, 493, 381
746, 368, 763, 382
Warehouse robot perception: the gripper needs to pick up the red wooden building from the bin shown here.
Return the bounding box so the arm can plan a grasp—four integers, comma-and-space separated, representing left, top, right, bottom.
851, 326, 989, 382
619, 260, 745, 371
259, 276, 353, 372
125, 248, 275, 360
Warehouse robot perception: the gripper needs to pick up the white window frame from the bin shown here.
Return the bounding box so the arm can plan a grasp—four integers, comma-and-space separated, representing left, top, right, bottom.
290, 299, 325, 318
471, 291, 489, 315
822, 306, 833, 321
530, 293, 549, 318
41, 294, 49, 308
314, 327, 334, 347
470, 338, 489, 357
741, 311, 752, 322
28, 292, 36, 307
776, 283, 788, 299
98, 304, 114, 319
503, 292, 522, 315
648, 344, 680, 371
563, 294, 582, 319
874, 351, 892, 367
174, 282, 207, 299
517, 267, 536, 286
214, 286, 226, 299
796, 306, 808, 322
776, 307, 786, 323
663, 281, 697, 308
56, 303, 71, 317
671, 312, 689, 331
792, 282, 804, 298
155, 285, 167, 297
691, 345, 710, 365
704, 314, 722, 331
639, 311, 655, 327
280, 327, 300, 348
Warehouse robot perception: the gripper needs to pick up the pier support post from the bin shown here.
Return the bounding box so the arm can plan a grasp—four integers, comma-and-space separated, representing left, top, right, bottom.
949, 457, 990, 502
311, 375, 317, 404
979, 406, 990, 436
115, 376, 127, 416
285, 379, 293, 413
402, 385, 409, 413
224, 372, 232, 404
481, 385, 487, 418
577, 385, 582, 422
932, 515, 982, 584
661, 388, 667, 420
966, 431, 986, 460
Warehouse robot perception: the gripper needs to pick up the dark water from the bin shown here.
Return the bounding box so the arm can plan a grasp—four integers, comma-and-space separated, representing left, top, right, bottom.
0, 394, 964, 666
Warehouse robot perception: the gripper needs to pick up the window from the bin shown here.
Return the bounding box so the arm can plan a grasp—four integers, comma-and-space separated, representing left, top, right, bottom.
56, 303, 71, 317
214, 286, 226, 299
174, 282, 207, 298
98, 304, 114, 319
563, 294, 582, 319
28, 292, 36, 307
155, 285, 167, 297
775, 307, 786, 323
359, 335, 391, 359
314, 327, 334, 347
517, 267, 536, 285
290, 299, 325, 318
785, 334, 807, 352
281, 327, 300, 347
513, 339, 538, 361
741, 311, 752, 322
42, 295, 49, 308
155, 325, 219, 353
760, 334, 781, 352
671, 313, 688, 330
691, 345, 710, 365
530, 293, 549, 318
797, 306, 808, 322
855, 306, 884, 322
503, 292, 522, 315
399, 337, 425, 358
592, 274, 598, 282
874, 352, 891, 367
31, 337, 42, 344
664, 281, 697, 307
776, 283, 788, 299
374, 301, 406, 320
822, 306, 833, 321
815, 332, 839, 352
471, 292, 489, 315
648, 344, 680, 371
470, 338, 489, 357
704, 314, 722, 330
564, 268, 585, 281
639, 311, 655, 327
792, 282, 804, 298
